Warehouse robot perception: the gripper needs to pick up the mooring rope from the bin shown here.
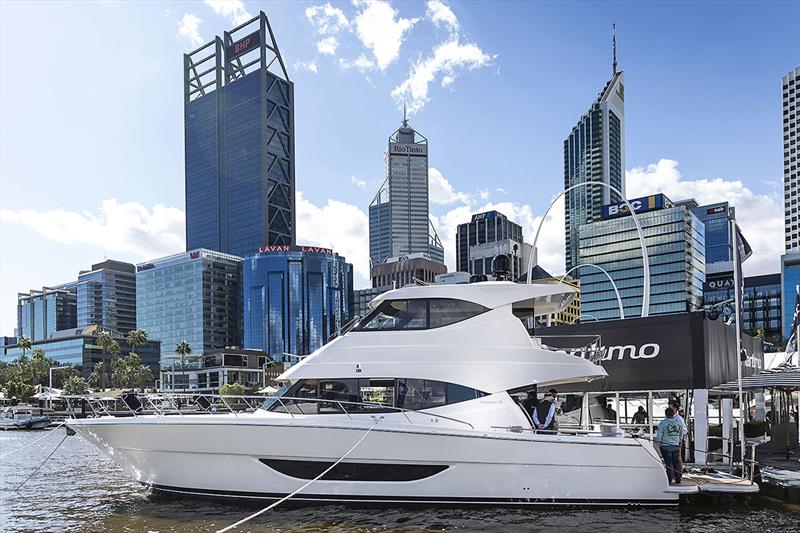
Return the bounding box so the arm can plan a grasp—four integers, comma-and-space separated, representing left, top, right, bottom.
216, 425, 374, 533
0, 421, 66, 460
13, 432, 68, 491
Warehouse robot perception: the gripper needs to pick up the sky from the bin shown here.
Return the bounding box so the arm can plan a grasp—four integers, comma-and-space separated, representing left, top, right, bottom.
0, 0, 798, 336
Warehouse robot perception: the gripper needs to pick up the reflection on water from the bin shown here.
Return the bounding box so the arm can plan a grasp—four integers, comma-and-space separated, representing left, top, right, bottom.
1, 429, 798, 532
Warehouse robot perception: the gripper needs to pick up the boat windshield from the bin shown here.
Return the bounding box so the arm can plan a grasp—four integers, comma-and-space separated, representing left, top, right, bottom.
355, 298, 489, 331
260, 378, 486, 414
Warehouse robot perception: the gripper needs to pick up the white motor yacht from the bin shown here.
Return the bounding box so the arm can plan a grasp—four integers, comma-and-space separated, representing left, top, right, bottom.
68, 281, 680, 506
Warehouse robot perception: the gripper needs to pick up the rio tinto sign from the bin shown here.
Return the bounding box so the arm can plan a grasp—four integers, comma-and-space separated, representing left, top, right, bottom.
389, 143, 427, 156
258, 245, 333, 255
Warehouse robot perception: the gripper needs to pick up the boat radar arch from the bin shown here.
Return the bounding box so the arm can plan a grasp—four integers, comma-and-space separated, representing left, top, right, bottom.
368, 281, 575, 317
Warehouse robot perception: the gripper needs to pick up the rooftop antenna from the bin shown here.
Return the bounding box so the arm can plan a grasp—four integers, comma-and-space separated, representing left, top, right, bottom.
612, 23, 617, 76
402, 101, 408, 127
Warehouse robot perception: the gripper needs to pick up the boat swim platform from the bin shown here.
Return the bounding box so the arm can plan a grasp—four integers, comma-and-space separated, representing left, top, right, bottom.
666, 470, 760, 495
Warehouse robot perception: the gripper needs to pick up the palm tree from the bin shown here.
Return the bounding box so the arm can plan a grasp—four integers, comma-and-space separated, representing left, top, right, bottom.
96, 330, 120, 390
126, 329, 149, 358
17, 335, 32, 358
175, 341, 192, 393
30, 347, 49, 387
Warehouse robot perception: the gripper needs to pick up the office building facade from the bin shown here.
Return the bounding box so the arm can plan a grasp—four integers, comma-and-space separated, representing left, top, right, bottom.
136, 249, 243, 357
160, 348, 270, 393
579, 200, 705, 320
184, 11, 295, 258
2, 325, 160, 381
77, 260, 137, 334
16, 285, 77, 341
456, 210, 528, 278
370, 253, 447, 289
782, 250, 800, 340
783, 67, 800, 251
564, 34, 625, 274
369, 115, 444, 267
243, 245, 351, 360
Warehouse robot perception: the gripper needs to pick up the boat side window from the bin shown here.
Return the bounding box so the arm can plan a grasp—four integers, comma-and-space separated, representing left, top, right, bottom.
396, 379, 446, 410
356, 298, 488, 331
318, 379, 361, 413
269, 379, 319, 414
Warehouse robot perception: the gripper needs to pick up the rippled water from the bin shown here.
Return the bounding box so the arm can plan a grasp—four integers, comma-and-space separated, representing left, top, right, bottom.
2, 428, 799, 532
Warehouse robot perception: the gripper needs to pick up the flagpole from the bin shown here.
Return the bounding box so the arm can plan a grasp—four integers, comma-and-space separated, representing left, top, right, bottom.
731, 219, 746, 478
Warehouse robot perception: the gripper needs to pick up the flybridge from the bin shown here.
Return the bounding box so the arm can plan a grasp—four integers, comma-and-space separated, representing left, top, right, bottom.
257, 245, 333, 255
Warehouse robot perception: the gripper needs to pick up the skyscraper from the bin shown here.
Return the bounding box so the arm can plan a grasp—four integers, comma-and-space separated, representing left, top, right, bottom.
136, 249, 243, 357
184, 11, 295, 258
369, 112, 444, 268
77, 260, 137, 334
564, 27, 626, 274
783, 67, 800, 251
455, 210, 529, 279
16, 284, 77, 341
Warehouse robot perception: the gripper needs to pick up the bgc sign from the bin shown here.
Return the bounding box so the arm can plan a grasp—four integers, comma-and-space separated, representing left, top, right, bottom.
602, 194, 666, 220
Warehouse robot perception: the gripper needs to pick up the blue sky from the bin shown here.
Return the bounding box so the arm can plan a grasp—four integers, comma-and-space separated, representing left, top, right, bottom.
1, 0, 798, 336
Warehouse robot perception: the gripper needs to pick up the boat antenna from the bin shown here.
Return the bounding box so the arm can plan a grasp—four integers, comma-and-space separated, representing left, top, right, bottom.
612, 23, 617, 75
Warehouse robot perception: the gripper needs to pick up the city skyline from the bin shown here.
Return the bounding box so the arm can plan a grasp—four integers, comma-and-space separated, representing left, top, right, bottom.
1, 0, 798, 336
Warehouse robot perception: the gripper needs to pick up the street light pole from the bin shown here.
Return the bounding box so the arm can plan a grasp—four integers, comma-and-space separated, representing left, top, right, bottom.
49, 365, 72, 389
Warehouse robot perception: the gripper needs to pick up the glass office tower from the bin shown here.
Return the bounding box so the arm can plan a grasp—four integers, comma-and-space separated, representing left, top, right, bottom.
184, 11, 295, 258
136, 249, 243, 357
243, 246, 351, 361
564, 32, 625, 275
782, 250, 800, 340
455, 210, 526, 278
76, 260, 137, 334
369, 114, 444, 268
579, 202, 705, 320
16, 284, 77, 341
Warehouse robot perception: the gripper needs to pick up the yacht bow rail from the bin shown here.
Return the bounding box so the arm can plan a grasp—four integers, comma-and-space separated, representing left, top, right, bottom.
533, 334, 605, 364
61, 392, 475, 430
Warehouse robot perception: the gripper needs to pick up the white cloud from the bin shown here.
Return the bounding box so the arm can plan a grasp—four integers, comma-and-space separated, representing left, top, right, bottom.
392, 39, 494, 115
0, 199, 185, 260
426, 0, 459, 33
338, 53, 376, 73
178, 13, 204, 48
317, 36, 339, 56
626, 159, 782, 276
429, 167, 470, 205
353, 0, 419, 71
204, 0, 251, 26
351, 176, 368, 189
293, 60, 319, 74
296, 192, 370, 285
305, 3, 350, 35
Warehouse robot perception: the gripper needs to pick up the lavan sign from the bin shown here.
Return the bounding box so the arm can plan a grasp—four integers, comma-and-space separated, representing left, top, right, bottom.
389, 143, 427, 156
542, 312, 764, 392
258, 245, 333, 255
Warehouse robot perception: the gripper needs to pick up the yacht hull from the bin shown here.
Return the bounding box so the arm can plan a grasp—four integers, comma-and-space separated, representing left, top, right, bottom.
67, 415, 676, 506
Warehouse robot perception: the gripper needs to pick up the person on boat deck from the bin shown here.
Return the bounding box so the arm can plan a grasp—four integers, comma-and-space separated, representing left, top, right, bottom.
656, 407, 686, 484
606, 402, 617, 422
670, 400, 688, 471
632, 406, 648, 426
521, 389, 539, 417
533, 389, 558, 431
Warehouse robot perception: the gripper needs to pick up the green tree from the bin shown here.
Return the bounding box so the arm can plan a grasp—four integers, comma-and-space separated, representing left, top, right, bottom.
175, 341, 191, 393
112, 353, 155, 389
126, 329, 149, 356
88, 361, 108, 390
63, 375, 88, 395
95, 330, 120, 390
30, 347, 52, 387
3, 381, 35, 401
219, 382, 247, 396
17, 335, 32, 358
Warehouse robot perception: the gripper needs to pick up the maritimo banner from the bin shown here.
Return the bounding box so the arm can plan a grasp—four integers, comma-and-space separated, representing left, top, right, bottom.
541, 312, 764, 392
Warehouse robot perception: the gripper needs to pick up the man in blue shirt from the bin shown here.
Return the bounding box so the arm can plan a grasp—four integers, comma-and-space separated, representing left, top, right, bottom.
656, 407, 686, 484
533, 389, 558, 431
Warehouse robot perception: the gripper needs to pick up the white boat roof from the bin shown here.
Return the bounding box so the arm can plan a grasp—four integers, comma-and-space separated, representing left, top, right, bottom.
369, 281, 576, 316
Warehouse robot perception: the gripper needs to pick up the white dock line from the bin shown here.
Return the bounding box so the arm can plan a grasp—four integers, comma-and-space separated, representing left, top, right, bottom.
216, 425, 375, 533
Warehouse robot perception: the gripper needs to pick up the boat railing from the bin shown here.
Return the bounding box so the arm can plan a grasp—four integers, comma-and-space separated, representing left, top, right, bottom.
61, 392, 476, 430
532, 334, 605, 364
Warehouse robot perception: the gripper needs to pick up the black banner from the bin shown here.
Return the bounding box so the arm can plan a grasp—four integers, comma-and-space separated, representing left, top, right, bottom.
541, 312, 763, 392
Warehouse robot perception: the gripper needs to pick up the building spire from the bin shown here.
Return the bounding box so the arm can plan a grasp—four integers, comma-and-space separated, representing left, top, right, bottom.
402, 101, 408, 127
612, 23, 617, 75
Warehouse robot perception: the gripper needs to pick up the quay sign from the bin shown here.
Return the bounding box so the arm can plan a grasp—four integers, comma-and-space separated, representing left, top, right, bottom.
258, 245, 333, 255
704, 275, 734, 292
227, 30, 260, 59
601, 194, 666, 220
389, 143, 427, 156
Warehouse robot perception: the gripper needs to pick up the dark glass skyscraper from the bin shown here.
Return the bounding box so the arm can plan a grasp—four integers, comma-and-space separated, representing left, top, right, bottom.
564, 29, 625, 274
16, 284, 77, 341
243, 246, 351, 361
184, 11, 294, 258
77, 260, 137, 334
